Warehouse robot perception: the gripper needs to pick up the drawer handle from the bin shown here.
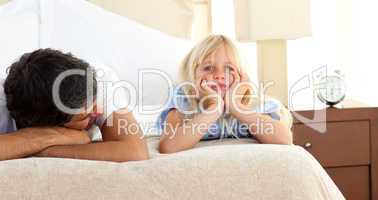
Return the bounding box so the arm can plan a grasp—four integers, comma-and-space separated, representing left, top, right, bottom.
303, 142, 312, 149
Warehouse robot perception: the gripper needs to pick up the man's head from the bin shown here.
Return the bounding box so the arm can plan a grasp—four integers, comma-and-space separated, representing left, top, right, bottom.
4, 49, 98, 129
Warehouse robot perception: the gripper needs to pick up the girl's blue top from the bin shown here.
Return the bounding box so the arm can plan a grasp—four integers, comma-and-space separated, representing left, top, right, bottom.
156, 87, 281, 140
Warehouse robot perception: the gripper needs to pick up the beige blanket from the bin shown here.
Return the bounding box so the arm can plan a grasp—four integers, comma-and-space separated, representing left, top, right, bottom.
0, 137, 344, 200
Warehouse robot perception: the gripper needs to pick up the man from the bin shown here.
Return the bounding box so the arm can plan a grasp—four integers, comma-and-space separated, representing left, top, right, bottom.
0, 49, 148, 162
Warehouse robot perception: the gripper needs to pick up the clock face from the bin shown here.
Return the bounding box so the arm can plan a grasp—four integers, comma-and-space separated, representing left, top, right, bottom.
316, 76, 346, 105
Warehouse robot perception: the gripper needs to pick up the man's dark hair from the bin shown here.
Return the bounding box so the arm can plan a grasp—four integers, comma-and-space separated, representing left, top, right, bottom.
4, 49, 97, 129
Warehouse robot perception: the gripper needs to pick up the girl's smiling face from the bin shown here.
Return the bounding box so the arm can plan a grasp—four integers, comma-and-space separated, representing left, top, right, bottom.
195, 44, 238, 97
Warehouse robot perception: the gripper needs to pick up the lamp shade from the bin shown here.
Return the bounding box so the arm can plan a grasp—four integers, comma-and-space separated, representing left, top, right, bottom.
234, 0, 312, 41
88, 0, 194, 39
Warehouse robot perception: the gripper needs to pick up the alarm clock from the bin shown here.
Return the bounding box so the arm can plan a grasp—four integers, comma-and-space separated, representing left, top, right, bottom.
316, 71, 346, 107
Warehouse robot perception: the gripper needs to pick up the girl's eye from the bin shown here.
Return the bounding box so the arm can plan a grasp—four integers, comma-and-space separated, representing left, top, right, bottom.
225, 65, 234, 71
203, 65, 214, 72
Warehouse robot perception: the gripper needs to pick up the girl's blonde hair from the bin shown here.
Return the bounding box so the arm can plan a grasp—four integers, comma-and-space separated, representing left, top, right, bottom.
178, 34, 292, 132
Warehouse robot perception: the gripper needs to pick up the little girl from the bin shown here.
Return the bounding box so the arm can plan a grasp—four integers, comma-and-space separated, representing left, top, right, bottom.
156, 35, 293, 153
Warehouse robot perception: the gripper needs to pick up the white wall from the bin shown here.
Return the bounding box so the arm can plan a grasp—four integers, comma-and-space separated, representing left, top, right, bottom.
287, 0, 378, 108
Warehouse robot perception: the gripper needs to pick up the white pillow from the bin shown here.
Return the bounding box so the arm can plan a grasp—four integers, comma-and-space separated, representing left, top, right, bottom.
0, 0, 40, 79
39, 0, 193, 108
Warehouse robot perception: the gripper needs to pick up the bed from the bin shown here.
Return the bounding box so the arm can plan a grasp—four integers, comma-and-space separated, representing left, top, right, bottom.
0, 136, 344, 200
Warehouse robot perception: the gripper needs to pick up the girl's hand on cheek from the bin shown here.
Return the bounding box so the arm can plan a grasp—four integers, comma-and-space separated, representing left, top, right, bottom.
224, 71, 240, 114
224, 71, 253, 116
197, 79, 224, 115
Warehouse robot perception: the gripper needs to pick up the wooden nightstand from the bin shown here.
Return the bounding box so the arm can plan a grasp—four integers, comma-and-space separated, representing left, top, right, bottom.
291, 104, 378, 200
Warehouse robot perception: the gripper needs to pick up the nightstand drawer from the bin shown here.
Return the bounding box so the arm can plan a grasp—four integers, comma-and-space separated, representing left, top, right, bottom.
293, 120, 370, 167
326, 166, 370, 200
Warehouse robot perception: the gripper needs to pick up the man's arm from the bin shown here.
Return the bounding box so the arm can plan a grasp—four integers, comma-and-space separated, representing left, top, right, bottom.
36, 109, 149, 162
0, 127, 90, 161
